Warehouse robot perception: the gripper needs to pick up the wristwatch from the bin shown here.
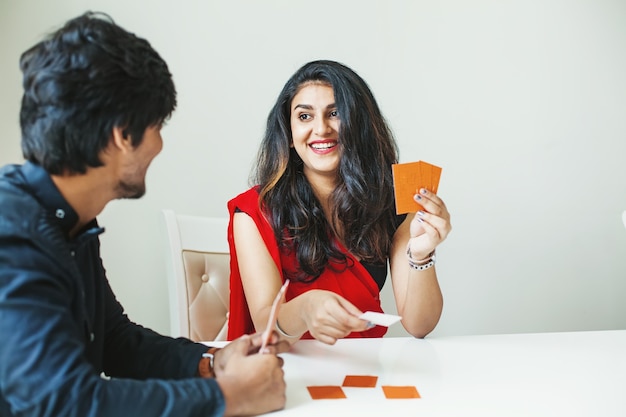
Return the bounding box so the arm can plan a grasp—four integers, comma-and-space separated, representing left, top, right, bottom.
198, 347, 220, 378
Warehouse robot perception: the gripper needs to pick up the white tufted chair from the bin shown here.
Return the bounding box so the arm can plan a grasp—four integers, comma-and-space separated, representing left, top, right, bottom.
161, 209, 230, 342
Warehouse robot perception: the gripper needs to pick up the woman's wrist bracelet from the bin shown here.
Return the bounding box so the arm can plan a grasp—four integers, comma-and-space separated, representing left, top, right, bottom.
406, 246, 436, 271
408, 257, 436, 271
275, 319, 299, 339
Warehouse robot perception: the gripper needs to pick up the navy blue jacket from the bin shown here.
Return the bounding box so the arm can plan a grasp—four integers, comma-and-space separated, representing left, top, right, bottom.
0, 162, 225, 416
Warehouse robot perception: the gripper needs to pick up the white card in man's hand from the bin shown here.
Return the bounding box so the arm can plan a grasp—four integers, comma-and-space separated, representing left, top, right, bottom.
359, 311, 402, 327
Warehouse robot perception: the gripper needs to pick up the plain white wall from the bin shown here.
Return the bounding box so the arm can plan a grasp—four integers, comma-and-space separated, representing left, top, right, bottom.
1, 0, 625, 338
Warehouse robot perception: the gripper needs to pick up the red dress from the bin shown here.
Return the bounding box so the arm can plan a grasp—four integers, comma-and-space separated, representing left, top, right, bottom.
227, 187, 387, 340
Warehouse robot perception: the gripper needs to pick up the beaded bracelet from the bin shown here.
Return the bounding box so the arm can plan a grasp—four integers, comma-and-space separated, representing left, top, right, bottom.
406, 246, 436, 271
408, 258, 435, 271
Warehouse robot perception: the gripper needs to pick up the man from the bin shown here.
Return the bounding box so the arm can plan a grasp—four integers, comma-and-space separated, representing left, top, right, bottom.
0, 11, 288, 417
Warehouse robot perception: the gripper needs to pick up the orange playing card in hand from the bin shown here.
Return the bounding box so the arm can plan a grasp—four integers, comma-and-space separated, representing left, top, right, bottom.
392, 160, 442, 214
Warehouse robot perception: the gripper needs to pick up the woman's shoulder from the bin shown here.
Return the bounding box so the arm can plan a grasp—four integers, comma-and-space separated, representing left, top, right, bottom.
228, 186, 260, 211
229, 186, 259, 201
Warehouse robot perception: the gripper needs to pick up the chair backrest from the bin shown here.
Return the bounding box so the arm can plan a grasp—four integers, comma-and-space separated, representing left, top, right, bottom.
161, 209, 230, 342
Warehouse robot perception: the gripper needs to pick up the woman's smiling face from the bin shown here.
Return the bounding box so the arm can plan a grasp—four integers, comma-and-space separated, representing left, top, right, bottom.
290, 81, 341, 182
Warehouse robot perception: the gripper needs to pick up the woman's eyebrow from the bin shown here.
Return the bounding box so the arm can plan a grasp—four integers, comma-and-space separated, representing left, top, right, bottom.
293, 103, 336, 110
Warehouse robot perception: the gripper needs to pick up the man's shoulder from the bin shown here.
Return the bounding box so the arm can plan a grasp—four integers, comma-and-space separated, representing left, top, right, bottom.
0, 163, 26, 192
0, 165, 73, 288
0, 165, 44, 236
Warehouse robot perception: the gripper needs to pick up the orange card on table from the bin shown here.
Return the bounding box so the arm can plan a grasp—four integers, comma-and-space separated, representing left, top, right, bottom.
342, 375, 378, 388
392, 160, 442, 214
307, 386, 347, 399
381, 385, 421, 399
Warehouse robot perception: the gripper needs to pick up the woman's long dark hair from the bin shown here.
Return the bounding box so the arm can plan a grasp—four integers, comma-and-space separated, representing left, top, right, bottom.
253, 60, 399, 282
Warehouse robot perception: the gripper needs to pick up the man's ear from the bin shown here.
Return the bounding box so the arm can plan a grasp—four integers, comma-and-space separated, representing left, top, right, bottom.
111, 126, 133, 152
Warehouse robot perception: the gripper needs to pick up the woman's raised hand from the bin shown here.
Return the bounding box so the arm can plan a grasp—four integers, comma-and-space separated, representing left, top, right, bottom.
407, 188, 452, 260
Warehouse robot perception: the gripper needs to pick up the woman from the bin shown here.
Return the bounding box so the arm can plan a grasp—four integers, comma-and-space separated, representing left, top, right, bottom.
227, 60, 451, 345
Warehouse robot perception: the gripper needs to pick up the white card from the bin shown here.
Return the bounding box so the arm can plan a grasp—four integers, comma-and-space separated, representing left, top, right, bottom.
359, 311, 402, 327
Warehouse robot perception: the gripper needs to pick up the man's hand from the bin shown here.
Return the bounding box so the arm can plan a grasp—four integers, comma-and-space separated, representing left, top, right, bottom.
214, 332, 290, 416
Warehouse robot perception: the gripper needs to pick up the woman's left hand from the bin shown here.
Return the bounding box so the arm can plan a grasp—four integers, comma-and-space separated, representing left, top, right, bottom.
407, 188, 452, 259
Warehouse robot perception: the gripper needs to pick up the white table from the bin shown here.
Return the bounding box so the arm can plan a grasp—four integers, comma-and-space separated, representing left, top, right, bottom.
210, 330, 626, 416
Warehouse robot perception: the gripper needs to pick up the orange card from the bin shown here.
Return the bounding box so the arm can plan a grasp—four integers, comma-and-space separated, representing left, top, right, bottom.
342, 375, 378, 388
429, 162, 442, 194
381, 385, 421, 399
392, 160, 442, 214
418, 161, 432, 195
307, 386, 347, 399
392, 161, 422, 214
